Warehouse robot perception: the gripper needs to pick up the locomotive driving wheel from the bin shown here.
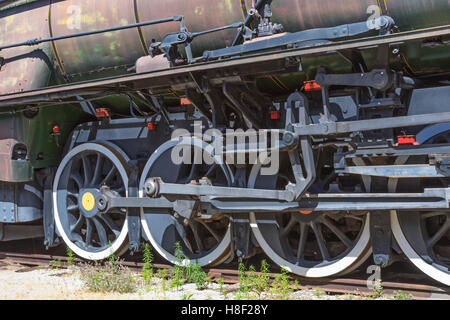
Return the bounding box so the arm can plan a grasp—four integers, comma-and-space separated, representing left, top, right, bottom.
53, 143, 129, 260
248, 163, 371, 278
392, 211, 450, 286
391, 129, 450, 286
140, 137, 232, 266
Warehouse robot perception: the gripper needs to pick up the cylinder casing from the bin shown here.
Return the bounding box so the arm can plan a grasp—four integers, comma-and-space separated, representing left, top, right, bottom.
0, 0, 449, 93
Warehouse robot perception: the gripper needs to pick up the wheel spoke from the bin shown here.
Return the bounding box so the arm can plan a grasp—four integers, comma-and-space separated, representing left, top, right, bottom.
189, 221, 204, 253
92, 154, 103, 186
67, 191, 79, 200
280, 217, 296, 238
422, 212, 446, 220
321, 217, 353, 248
100, 166, 117, 186
311, 222, 330, 261
85, 219, 93, 247
345, 215, 364, 222
204, 164, 218, 178
69, 173, 83, 190
70, 231, 84, 243
93, 217, 109, 247
112, 186, 126, 195
70, 215, 84, 233
296, 223, 308, 262
67, 204, 79, 213
81, 155, 92, 186
196, 219, 220, 243
98, 215, 121, 237
427, 219, 450, 249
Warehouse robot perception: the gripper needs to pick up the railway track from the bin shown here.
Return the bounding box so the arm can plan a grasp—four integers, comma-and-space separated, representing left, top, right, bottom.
1, 251, 449, 300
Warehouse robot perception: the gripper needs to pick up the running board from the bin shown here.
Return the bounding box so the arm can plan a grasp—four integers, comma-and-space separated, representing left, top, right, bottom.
338, 164, 449, 178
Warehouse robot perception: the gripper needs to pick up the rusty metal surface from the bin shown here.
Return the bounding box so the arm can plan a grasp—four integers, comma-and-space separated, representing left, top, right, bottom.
271, 0, 450, 31
1, 0, 448, 92
49, 0, 143, 81
0, 2, 52, 95
0, 138, 32, 182
1, 24, 448, 106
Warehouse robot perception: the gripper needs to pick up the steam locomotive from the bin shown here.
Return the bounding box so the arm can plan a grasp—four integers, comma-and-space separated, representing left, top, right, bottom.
0, 0, 449, 286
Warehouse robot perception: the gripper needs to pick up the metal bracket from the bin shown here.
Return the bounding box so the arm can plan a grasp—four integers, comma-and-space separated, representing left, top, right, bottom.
285, 92, 316, 200
315, 68, 394, 91
127, 160, 141, 253
173, 200, 198, 220
151, 19, 244, 65
231, 214, 254, 261
43, 168, 56, 248
370, 211, 392, 267
432, 154, 450, 176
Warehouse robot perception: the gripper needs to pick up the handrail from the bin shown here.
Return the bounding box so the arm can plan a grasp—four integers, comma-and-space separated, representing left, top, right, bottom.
0, 15, 183, 51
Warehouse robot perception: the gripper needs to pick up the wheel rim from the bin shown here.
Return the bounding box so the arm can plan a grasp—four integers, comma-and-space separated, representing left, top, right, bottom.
249, 163, 371, 278
53, 143, 129, 261
140, 137, 232, 266
391, 128, 450, 286
392, 211, 450, 286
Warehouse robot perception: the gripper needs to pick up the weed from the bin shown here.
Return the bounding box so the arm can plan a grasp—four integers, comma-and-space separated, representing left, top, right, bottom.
182, 293, 194, 300
66, 247, 75, 267
237, 263, 250, 298
49, 259, 61, 269
161, 279, 167, 295
218, 277, 225, 295
156, 268, 169, 279
170, 243, 186, 290
185, 262, 208, 290
254, 260, 270, 297
314, 287, 325, 298
269, 268, 293, 300
80, 256, 136, 294
371, 280, 384, 298
392, 291, 414, 300
142, 243, 154, 283
293, 280, 299, 291
170, 242, 208, 290
343, 293, 356, 300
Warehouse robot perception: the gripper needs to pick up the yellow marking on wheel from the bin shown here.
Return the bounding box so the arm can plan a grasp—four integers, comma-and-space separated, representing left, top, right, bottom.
82, 192, 95, 211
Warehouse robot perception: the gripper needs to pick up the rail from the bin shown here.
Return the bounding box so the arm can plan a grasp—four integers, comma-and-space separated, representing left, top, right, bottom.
1, 251, 449, 300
